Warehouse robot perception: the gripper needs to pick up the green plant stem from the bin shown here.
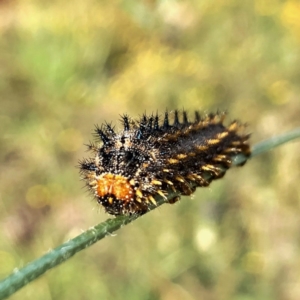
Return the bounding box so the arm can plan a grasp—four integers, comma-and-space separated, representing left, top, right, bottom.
0, 127, 300, 300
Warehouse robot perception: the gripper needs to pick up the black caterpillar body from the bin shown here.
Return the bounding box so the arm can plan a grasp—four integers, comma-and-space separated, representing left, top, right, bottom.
79, 110, 251, 216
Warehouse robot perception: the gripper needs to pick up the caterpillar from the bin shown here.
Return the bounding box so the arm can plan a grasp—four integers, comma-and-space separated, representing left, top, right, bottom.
79, 110, 251, 216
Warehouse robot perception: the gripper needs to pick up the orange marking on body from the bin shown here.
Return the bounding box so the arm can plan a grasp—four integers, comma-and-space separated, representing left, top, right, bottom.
231, 141, 241, 146
168, 158, 179, 164
164, 179, 174, 185
196, 145, 208, 151
187, 174, 197, 181
142, 163, 149, 168
151, 179, 162, 185
175, 176, 185, 183
157, 190, 167, 199
177, 153, 187, 159
228, 122, 238, 132
96, 174, 134, 202
207, 139, 220, 145
136, 189, 143, 198
224, 147, 242, 153
217, 131, 229, 139
148, 195, 157, 205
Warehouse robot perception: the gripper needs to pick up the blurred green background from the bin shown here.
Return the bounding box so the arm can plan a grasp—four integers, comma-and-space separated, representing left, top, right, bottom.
1, 0, 300, 299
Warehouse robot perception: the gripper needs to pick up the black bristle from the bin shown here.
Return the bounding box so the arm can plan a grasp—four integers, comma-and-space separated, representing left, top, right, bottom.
163, 111, 169, 129
174, 110, 180, 126
79, 160, 97, 172
140, 115, 147, 130
208, 113, 215, 120
154, 113, 159, 130
136, 115, 147, 139
95, 125, 110, 145
85, 141, 97, 152
122, 115, 130, 131
183, 111, 188, 124
195, 111, 201, 122
147, 115, 153, 130
105, 122, 115, 136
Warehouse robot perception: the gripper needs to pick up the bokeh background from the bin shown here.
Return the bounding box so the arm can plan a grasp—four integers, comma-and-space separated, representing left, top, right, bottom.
1, 0, 300, 299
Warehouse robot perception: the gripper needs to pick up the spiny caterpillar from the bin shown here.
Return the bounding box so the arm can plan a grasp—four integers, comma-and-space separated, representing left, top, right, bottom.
79, 110, 251, 216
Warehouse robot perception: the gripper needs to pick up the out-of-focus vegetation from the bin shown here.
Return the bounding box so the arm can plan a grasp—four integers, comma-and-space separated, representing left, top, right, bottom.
0, 0, 300, 299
